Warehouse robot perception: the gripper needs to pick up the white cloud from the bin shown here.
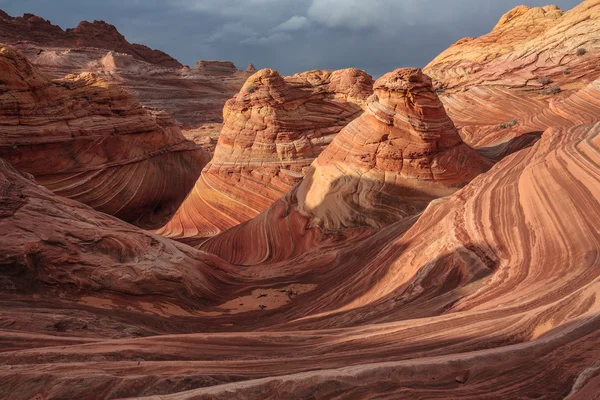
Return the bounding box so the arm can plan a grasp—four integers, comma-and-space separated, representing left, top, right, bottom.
241, 32, 293, 45
273, 15, 310, 32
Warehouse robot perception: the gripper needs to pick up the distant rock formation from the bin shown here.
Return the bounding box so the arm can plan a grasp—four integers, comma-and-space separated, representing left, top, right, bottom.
0, 44, 208, 229
156, 67, 375, 240
0, 11, 254, 134
0, 10, 182, 67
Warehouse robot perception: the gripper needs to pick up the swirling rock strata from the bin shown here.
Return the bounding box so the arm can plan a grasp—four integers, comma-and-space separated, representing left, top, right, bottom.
423, 0, 600, 158
199, 68, 490, 263
157, 68, 374, 240
0, 44, 207, 229
2, 122, 600, 400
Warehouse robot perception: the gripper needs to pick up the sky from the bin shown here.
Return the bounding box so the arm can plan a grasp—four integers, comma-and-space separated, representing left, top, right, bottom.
0, 0, 583, 77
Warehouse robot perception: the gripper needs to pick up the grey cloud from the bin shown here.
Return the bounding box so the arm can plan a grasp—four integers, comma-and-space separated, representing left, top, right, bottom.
207, 22, 257, 43
241, 32, 293, 45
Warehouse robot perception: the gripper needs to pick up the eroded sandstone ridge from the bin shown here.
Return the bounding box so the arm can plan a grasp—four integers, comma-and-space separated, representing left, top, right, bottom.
0, 45, 207, 228
156, 68, 374, 240
199, 68, 490, 263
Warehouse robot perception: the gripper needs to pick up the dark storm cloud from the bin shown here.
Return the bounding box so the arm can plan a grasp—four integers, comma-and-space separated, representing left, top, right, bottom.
0, 0, 584, 76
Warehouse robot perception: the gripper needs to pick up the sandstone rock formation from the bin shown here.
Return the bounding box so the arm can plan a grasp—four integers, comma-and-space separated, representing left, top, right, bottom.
0, 10, 181, 67
2, 2, 600, 400
0, 44, 207, 228
156, 67, 375, 240
0, 11, 254, 137
199, 68, 490, 262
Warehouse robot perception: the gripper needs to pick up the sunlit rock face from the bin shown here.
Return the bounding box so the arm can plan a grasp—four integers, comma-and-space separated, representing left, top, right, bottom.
424, 0, 600, 153
156, 67, 375, 240
0, 44, 208, 229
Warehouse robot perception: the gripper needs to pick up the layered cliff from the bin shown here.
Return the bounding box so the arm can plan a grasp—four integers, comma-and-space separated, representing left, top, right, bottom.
0, 44, 207, 228
0, 11, 253, 134
0, 10, 181, 67
425, 0, 600, 90
424, 0, 600, 155
157, 67, 375, 240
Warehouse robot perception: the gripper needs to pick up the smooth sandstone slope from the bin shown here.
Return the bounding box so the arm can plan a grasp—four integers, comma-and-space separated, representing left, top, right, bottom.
199, 68, 491, 263
0, 44, 208, 229
156, 68, 375, 240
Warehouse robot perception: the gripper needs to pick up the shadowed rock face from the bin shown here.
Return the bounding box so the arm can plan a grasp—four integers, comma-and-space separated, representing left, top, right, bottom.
199, 68, 491, 263
0, 11, 181, 68
156, 67, 375, 240
0, 44, 208, 229
0, 157, 229, 304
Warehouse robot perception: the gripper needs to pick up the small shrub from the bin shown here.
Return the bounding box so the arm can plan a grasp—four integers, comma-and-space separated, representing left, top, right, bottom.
499, 119, 519, 130
563, 70, 570, 75
434, 86, 445, 94
537, 76, 551, 85
541, 85, 561, 95
246, 85, 257, 93
577, 48, 587, 56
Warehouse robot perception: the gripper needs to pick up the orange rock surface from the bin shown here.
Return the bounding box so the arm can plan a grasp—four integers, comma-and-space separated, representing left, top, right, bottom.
425, 0, 599, 90
424, 0, 600, 157
0, 44, 208, 228
157, 68, 374, 240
